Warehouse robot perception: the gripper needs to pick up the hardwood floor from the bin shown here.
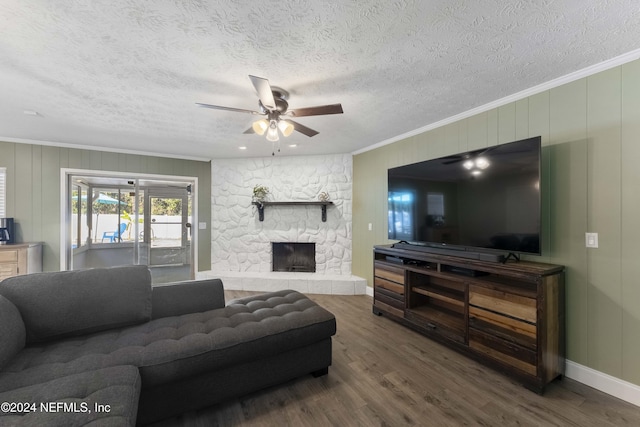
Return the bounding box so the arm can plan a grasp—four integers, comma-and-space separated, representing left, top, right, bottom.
150, 291, 640, 426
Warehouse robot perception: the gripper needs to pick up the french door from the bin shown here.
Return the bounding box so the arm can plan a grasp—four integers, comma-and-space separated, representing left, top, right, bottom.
140, 188, 192, 274
64, 171, 196, 283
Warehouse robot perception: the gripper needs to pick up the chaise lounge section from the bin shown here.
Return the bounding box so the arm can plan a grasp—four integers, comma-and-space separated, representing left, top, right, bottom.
0, 265, 336, 425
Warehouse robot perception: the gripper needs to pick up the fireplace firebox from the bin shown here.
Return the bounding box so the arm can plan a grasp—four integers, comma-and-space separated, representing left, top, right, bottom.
272, 242, 316, 272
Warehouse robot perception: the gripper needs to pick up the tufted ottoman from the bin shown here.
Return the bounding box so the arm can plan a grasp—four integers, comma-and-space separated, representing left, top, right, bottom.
0, 278, 336, 425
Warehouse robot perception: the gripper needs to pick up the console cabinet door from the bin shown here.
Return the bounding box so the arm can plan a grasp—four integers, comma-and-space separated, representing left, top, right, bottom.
468, 285, 537, 375
374, 262, 405, 316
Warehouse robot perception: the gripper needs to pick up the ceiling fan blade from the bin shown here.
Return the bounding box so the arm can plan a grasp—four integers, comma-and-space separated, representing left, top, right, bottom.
288, 103, 343, 117
248, 75, 276, 110
243, 126, 255, 134
287, 120, 319, 137
196, 103, 260, 114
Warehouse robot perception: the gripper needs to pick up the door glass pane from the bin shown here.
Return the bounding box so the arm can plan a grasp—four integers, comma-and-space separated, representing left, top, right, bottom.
93, 190, 128, 243
71, 185, 89, 248
150, 197, 184, 248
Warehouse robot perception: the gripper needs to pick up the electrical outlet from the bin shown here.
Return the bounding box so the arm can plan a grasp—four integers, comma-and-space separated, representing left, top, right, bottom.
585, 232, 598, 248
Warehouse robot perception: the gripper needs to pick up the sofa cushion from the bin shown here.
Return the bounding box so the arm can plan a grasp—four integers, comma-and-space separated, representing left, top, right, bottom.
0, 295, 25, 370
0, 265, 152, 344
0, 290, 336, 392
0, 365, 140, 427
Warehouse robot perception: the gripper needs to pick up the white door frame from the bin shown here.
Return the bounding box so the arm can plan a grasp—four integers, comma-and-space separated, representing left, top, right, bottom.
60, 168, 198, 274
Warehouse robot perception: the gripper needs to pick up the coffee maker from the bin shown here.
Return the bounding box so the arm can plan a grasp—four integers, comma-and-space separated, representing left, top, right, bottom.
0, 218, 15, 245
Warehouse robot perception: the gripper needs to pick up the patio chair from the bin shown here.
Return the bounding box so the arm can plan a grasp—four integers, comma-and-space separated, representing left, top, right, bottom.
102, 223, 127, 242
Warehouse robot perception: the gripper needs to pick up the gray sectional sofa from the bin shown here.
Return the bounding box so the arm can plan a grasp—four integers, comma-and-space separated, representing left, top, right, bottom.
0, 265, 336, 425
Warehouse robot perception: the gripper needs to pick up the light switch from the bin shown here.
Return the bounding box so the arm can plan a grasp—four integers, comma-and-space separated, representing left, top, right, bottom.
198, 222, 207, 230
368, 223, 372, 231
585, 232, 598, 248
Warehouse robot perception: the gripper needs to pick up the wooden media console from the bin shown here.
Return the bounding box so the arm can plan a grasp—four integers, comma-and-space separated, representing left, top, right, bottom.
373, 244, 565, 393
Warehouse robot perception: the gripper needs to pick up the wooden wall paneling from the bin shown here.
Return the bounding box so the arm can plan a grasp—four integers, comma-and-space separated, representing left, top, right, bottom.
67, 148, 83, 169
0, 142, 16, 216
529, 92, 551, 260
197, 161, 212, 271
586, 68, 622, 377
89, 150, 102, 170
424, 126, 443, 159
466, 111, 488, 150
458, 118, 468, 153
30, 145, 43, 243
529, 92, 550, 142
157, 157, 174, 175
487, 108, 499, 146
415, 128, 433, 161
100, 152, 119, 172
548, 79, 589, 365
14, 144, 33, 243
399, 136, 418, 169
352, 150, 383, 286
497, 103, 516, 144
146, 156, 160, 174
124, 153, 142, 173
443, 122, 461, 157
620, 59, 640, 385
41, 146, 61, 272
515, 98, 530, 141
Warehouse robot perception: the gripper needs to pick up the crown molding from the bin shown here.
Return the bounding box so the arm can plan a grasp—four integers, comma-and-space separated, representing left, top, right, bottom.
0, 136, 212, 162
353, 48, 640, 156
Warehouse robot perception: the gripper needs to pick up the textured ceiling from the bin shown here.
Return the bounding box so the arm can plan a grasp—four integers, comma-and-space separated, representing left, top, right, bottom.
1, 0, 639, 160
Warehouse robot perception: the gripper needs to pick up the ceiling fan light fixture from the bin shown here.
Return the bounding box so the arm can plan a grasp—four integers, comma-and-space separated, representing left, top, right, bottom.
278, 120, 294, 137
266, 120, 280, 142
252, 119, 269, 135
462, 160, 474, 170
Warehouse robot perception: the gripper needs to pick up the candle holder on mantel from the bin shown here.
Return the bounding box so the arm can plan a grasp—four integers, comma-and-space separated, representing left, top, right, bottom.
318, 191, 330, 202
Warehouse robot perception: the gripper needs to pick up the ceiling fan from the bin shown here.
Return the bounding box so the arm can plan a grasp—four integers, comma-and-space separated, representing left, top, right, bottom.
196, 75, 343, 151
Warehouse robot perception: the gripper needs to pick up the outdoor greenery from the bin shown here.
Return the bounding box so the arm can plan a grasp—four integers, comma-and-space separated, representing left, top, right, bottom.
72, 191, 187, 216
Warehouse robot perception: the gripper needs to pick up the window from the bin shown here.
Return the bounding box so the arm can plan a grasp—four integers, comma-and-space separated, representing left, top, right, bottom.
427, 192, 445, 226
0, 167, 6, 217
388, 191, 414, 240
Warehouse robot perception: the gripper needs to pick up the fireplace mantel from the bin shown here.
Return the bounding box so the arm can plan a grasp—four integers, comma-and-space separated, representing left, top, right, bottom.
252, 201, 334, 222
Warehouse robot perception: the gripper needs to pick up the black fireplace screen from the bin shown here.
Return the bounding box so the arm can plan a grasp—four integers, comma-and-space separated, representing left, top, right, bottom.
272, 242, 316, 272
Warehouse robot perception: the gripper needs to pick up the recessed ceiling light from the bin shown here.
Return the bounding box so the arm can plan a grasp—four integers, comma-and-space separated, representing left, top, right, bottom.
239, 146, 247, 150
288, 144, 297, 148
23, 110, 40, 116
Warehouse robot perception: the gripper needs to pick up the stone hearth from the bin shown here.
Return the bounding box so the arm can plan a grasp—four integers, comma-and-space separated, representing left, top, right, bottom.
197, 271, 366, 295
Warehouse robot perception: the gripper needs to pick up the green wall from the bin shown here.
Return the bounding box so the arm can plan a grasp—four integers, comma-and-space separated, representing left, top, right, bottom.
353, 59, 640, 386
0, 141, 211, 273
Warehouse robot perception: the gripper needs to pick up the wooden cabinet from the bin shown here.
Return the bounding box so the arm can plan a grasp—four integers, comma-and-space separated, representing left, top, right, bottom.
373, 244, 564, 393
0, 243, 43, 281
373, 263, 405, 318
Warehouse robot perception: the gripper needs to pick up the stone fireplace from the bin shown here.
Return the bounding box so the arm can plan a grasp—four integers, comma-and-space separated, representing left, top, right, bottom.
206, 154, 366, 295
272, 242, 316, 272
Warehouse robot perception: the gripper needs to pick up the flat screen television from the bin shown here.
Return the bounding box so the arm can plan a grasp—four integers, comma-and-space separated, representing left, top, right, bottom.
387, 136, 541, 259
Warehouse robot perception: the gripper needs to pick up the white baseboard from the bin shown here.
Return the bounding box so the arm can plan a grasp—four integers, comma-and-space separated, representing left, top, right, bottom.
565, 360, 640, 407
366, 285, 373, 297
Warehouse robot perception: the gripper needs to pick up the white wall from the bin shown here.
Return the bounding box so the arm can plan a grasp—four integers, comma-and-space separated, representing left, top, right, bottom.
211, 154, 353, 274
